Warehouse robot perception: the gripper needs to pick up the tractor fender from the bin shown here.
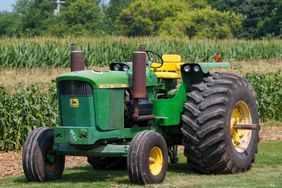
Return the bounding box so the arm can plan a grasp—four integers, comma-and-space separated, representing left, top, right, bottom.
180, 62, 231, 91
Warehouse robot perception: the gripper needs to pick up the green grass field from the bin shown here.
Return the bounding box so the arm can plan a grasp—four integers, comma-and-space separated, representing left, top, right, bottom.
0, 141, 281, 188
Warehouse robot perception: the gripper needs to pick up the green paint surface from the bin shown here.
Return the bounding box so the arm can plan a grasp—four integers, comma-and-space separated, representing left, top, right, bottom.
57, 70, 130, 88
152, 83, 186, 126
94, 89, 124, 131
54, 126, 151, 152
60, 96, 95, 127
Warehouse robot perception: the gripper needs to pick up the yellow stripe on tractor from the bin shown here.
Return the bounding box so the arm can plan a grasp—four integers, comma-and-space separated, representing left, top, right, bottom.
150, 54, 184, 79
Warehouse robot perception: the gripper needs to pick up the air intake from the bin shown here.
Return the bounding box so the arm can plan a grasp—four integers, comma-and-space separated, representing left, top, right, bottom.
58, 80, 92, 96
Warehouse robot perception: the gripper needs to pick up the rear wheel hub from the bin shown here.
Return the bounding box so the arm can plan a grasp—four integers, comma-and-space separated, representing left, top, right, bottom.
230, 101, 252, 153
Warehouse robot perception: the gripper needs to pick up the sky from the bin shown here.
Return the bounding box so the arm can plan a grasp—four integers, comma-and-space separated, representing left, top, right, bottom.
0, 0, 17, 12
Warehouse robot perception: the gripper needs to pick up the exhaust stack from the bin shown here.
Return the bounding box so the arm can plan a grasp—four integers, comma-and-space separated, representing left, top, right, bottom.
71, 43, 85, 72
132, 51, 154, 121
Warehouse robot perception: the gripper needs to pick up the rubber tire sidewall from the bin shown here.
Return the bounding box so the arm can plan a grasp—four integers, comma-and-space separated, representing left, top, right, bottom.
225, 82, 259, 169
37, 128, 65, 181
142, 133, 168, 183
128, 131, 168, 184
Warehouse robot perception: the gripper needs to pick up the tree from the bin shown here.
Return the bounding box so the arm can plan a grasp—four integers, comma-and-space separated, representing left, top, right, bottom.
270, 0, 282, 37
9, 0, 104, 36
103, 0, 133, 34
208, 0, 281, 38
106, 0, 133, 22
54, 0, 104, 36
117, 0, 194, 36
158, 7, 242, 39
0, 12, 20, 36
117, 0, 241, 38
207, 0, 245, 12
240, 0, 274, 38
14, 0, 56, 36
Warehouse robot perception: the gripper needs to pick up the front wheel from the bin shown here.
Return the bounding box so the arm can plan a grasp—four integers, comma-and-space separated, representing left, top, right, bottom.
181, 73, 259, 174
127, 131, 168, 184
22, 127, 65, 182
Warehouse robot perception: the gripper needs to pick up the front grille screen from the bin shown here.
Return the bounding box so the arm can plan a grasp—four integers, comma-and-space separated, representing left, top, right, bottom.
58, 80, 93, 96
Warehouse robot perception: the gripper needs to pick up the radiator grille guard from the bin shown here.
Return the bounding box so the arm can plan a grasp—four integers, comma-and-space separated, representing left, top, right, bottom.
58, 80, 93, 96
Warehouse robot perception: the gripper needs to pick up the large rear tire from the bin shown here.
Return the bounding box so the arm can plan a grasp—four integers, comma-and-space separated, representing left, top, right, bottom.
22, 127, 65, 182
181, 73, 259, 174
127, 131, 168, 184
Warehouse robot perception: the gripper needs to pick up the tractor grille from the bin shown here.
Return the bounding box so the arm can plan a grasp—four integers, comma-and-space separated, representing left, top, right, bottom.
58, 80, 93, 96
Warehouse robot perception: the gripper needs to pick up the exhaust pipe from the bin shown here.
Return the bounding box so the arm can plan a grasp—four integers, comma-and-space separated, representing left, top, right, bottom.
132, 51, 154, 121
132, 51, 147, 99
71, 43, 85, 72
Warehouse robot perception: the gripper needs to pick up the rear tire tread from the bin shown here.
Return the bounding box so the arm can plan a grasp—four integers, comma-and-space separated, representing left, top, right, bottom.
181, 73, 259, 174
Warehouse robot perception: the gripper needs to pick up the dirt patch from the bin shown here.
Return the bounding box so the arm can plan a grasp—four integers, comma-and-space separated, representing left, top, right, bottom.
0, 153, 88, 179
260, 126, 282, 141
0, 126, 281, 180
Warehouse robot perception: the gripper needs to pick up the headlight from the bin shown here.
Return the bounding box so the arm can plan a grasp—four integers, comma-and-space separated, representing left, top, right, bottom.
193, 65, 200, 72
183, 65, 191, 72
113, 64, 120, 71
122, 65, 129, 71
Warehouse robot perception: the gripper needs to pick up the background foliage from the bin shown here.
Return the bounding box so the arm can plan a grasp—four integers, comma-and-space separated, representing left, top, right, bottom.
0, 0, 281, 39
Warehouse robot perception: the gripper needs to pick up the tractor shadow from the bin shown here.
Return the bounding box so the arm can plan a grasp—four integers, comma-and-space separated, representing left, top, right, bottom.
62, 165, 129, 183
64, 162, 198, 184
167, 162, 200, 175
12, 163, 198, 185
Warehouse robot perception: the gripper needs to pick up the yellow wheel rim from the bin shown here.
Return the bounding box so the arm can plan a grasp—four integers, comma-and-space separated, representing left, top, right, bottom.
149, 146, 163, 176
230, 101, 252, 153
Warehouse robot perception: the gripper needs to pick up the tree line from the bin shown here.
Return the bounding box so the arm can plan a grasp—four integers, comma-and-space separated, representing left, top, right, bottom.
0, 0, 281, 39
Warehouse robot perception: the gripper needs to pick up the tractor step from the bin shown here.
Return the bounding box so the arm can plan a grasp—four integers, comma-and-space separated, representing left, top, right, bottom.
54, 144, 129, 157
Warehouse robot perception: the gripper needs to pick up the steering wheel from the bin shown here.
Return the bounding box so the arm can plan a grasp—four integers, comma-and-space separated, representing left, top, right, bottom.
145, 50, 163, 69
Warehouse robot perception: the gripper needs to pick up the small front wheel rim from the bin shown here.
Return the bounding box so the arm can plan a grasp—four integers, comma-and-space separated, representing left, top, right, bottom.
149, 146, 163, 176
230, 101, 253, 153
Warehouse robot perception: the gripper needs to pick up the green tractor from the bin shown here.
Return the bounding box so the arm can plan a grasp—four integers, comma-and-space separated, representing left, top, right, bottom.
22, 45, 260, 184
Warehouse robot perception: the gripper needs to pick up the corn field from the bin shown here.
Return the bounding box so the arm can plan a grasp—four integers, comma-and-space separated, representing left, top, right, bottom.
0, 85, 58, 151
1, 37, 282, 68
246, 71, 282, 122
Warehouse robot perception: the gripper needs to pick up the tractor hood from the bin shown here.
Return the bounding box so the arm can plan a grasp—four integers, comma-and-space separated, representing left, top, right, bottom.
56, 69, 157, 88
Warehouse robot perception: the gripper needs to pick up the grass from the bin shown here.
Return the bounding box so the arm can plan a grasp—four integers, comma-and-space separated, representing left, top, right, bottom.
0, 141, 281, 188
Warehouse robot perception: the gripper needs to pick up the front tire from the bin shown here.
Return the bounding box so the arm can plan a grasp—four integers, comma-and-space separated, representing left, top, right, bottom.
22, 127, 65, 182
181, 73, 259, 174
127, 131, 168, 184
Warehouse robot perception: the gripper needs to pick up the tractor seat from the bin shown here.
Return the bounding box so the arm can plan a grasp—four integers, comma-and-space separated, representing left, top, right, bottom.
150, 54, 184, 79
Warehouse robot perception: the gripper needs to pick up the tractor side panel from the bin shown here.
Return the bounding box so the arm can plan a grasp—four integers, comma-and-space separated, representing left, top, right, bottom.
152, 83, 186, 126
94, 89, 124, 131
